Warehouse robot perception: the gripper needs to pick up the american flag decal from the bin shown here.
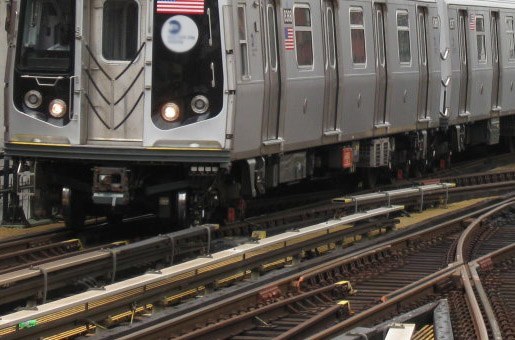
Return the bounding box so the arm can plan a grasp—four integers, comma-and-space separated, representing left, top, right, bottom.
156, 0, 205, 15
469, 14, 476, 31
284, 27, 294, 50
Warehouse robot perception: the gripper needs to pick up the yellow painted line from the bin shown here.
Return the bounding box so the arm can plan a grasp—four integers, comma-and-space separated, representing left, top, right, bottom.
252, 230, 267, 239
164, 287, 205, 304
11, 141, 71, 147
337, 300, 353, 313
336, 281, 350, 286
333, 198, 353, 204
11, 142, 224, 152
42, 325, 94, 340
146, 147, 223, 151
396, 197, 494, 229
65, 239, 83, 250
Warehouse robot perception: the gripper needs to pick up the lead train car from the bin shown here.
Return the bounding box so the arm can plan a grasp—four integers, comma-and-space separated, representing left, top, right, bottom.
3, 0, 515, 226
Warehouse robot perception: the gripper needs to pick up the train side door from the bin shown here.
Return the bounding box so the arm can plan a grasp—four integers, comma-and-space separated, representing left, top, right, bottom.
261, 0, 281, 142
416, 7, 429, 120
85, 0, 146, 143
491, 11, 501, 110
373, 3, 388, 126
458, 10, 469, 115
322, 0, 338, 137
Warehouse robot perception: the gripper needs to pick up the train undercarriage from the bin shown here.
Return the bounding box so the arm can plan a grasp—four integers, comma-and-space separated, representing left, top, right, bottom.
8, 116, 515, 229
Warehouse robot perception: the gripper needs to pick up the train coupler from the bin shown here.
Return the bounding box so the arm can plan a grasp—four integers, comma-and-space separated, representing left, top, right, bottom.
92, 167, 130, 207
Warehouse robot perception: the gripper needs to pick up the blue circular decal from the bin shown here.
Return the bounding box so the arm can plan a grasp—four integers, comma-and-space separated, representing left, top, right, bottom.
161, 15, 199, 53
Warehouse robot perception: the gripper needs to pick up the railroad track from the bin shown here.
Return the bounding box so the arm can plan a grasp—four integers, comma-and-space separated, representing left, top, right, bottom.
314, 196, 515, 340
0, 182, 453, 311
476, 245, 515, 339
0, 229, 74, 257
107, 196, 515, 340
150, 208, 466, 339
1, 171, 515, 338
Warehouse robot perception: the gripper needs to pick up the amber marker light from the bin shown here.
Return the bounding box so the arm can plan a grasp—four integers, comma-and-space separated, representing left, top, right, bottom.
48, 99, 67, 118
160, 102, 181, 122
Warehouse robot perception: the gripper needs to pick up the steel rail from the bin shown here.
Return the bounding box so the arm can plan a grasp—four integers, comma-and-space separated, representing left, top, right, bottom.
0, 183, 453, 309
0, 231, 73, 256
172, 197, 515, 339
174, 284, 341, 340
454, 198, 515, 340
0, 206, 402, 338
0, 224, 219, 306
112, 199, 510, 340
309, 264, 463, 340
467, 238, 515, 340
456, 197, 515, 263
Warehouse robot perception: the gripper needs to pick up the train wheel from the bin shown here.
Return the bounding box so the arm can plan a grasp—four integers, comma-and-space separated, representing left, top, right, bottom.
62, 187, 85, 228
107, 212, 123, 226
364, 168, 378, 189
504, 136, 515, 153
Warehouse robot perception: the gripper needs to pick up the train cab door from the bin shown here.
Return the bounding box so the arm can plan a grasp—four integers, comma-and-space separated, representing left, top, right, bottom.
85, 0, 146, 144
458, 10, 469, 115
491, 11, 501, 111
321, 0, 338, 137
373, 3, 388, 126
261, 0, 281, 143
416, 7, 429, 121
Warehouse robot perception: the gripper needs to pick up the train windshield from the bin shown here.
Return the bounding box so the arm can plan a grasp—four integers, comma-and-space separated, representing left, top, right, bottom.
17, 0, 75, 72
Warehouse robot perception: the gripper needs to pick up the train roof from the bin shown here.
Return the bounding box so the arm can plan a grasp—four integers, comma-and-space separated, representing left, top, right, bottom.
444, 0, 515, 9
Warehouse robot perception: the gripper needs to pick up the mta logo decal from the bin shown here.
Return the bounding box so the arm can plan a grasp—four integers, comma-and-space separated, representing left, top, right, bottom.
169, 20, 181, 34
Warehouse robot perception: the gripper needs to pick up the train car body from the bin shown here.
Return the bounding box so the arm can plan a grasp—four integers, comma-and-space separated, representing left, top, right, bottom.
3, 0, 515, 226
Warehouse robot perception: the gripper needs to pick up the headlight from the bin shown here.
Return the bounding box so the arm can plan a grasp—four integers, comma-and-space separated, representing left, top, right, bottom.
191, 95, 209, 114
160, 102, 181, 122
48, 99, 67, 118
24, 90, 43, 109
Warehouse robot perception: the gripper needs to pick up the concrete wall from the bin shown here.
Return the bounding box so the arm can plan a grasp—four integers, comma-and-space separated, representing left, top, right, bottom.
0, 2, 7, 146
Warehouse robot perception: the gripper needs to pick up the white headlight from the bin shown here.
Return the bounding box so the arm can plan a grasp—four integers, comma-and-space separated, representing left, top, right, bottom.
160, 102, 181, 122
191, 95, 209, 114
24, 90, 43, 109
48, 99, 67, 118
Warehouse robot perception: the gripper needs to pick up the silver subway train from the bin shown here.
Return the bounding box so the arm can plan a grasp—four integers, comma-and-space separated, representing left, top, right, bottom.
3, 0, 515, 226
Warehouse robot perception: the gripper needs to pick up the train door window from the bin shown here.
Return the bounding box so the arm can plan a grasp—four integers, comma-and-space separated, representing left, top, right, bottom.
266, 4, 278, 71
326, 7, 336, 68
397, 10, 411, 64
376, 9, 386, 67
102, 0, 139, 61
350, 7, 366, 65
294, 5, 313, 67
507, 16, 515, 60
417, 10, 427, 66
475, 15, 487, 63
237, 5, 250, 78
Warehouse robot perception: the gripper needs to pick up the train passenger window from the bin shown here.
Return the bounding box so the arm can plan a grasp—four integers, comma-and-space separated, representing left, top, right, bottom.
102, 0, 139, 61
476, 15, 487, 63
294, 6, 313, 67
237, 5, 250, 78
350, 7, 366, 65
397, 10, 411, 64
507, 17, 515, 60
